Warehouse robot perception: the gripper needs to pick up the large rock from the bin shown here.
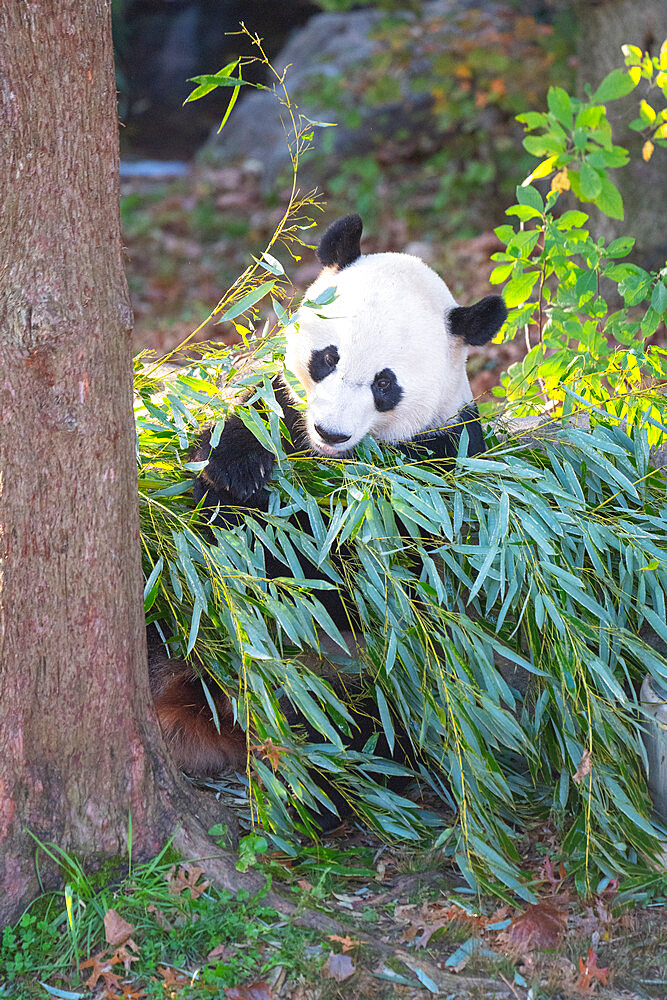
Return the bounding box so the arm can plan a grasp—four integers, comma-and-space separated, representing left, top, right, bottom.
200, 2, 461, 184
200, 8, 383, 180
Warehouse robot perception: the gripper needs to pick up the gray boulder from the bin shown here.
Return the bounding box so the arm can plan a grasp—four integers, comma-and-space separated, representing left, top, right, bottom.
200, 3, 462, 184
200, 9, 382, 180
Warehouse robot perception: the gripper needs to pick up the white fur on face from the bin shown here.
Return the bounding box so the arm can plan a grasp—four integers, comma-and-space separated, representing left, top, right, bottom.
284, 252, 473, 455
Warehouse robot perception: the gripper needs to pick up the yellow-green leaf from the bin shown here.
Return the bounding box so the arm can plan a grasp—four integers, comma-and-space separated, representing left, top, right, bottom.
503, 271, 539, 307
524, 155, 557, 184
217, 280, 276, 322
580, 162, 602, 199
595, 174, 624, 220
592, 68, 637, 102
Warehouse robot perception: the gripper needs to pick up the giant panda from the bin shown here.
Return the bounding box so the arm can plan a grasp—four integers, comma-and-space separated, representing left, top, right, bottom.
149, 214, 506, 825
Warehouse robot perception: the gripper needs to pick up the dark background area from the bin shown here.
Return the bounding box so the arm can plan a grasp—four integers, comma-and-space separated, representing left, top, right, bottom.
114, 0, 319, 158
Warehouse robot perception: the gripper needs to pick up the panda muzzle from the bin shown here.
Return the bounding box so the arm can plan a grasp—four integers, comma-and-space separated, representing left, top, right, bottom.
313, 424, 351, 446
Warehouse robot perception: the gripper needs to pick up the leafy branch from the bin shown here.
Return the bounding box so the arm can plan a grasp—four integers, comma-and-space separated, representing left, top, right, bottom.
144, 25, 333, 375
489, 43, 667, 435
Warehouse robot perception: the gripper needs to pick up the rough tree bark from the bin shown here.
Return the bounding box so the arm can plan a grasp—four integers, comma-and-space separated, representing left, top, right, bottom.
575, 0, 666, 268
0, 1, 239, 925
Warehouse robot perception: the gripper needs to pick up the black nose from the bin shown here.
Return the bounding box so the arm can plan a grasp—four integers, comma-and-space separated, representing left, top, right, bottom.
314, 424, 351, 446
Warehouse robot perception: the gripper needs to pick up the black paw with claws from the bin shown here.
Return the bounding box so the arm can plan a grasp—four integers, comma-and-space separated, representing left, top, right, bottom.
193, 418, 276, 508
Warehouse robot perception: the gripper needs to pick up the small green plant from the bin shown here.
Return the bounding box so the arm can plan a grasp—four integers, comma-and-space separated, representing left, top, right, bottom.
489, 42, 667, 433
236, 833, 269, 873
0, 838, 315, 997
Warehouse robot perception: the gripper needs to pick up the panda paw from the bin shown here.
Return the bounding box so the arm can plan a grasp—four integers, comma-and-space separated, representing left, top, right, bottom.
203, 449, 275, 503
194, 418, 276, 504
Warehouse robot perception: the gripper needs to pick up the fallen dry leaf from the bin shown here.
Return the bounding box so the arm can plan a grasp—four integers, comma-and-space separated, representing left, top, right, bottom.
104, 909, 135, 947
155, 966, 191, 990
251, 738, 287, 771
327, 934, 358, 953
166, 862, 210, 899
573, 749, 592, 784
207, 942, 235, 962
79, 951, 123, 991
598, 877, 618, 900
324, 951, 356, 982
405, 921, 443, 949
486, 903, 511, 927
147, 903, 173, 931
396, 900, 486, 949
538, 855, 567, 888
507, 900, 568, 950
111, 945, 140, 974
114, 986, 147, 1000
546, 954, 578, 993
577, 948, 609, 993
225, 981, 274, 1000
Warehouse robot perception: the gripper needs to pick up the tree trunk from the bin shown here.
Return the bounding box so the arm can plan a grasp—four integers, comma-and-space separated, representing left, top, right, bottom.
576, 0, 666, 268
0, 1, 237, 925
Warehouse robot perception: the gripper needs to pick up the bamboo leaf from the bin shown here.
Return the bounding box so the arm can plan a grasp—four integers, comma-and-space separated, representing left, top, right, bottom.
217, 281, 276, 322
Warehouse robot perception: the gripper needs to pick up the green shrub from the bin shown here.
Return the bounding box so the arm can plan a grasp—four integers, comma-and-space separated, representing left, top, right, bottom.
491, 42, 667, 438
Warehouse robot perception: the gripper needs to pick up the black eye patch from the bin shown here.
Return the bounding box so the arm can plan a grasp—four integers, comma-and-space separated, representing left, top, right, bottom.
309, 344, 339, 383
372, 368, 402, 412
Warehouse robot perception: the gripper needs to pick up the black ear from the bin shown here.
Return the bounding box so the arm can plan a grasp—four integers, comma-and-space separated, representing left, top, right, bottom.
317, 214, 363, 270
448, 295, 507, 346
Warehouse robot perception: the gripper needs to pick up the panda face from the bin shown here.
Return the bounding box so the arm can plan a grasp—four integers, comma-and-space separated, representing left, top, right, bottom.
285, 252, 474, 456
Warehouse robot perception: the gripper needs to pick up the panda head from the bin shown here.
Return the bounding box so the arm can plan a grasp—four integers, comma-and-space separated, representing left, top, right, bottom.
284, 214, 507, 456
